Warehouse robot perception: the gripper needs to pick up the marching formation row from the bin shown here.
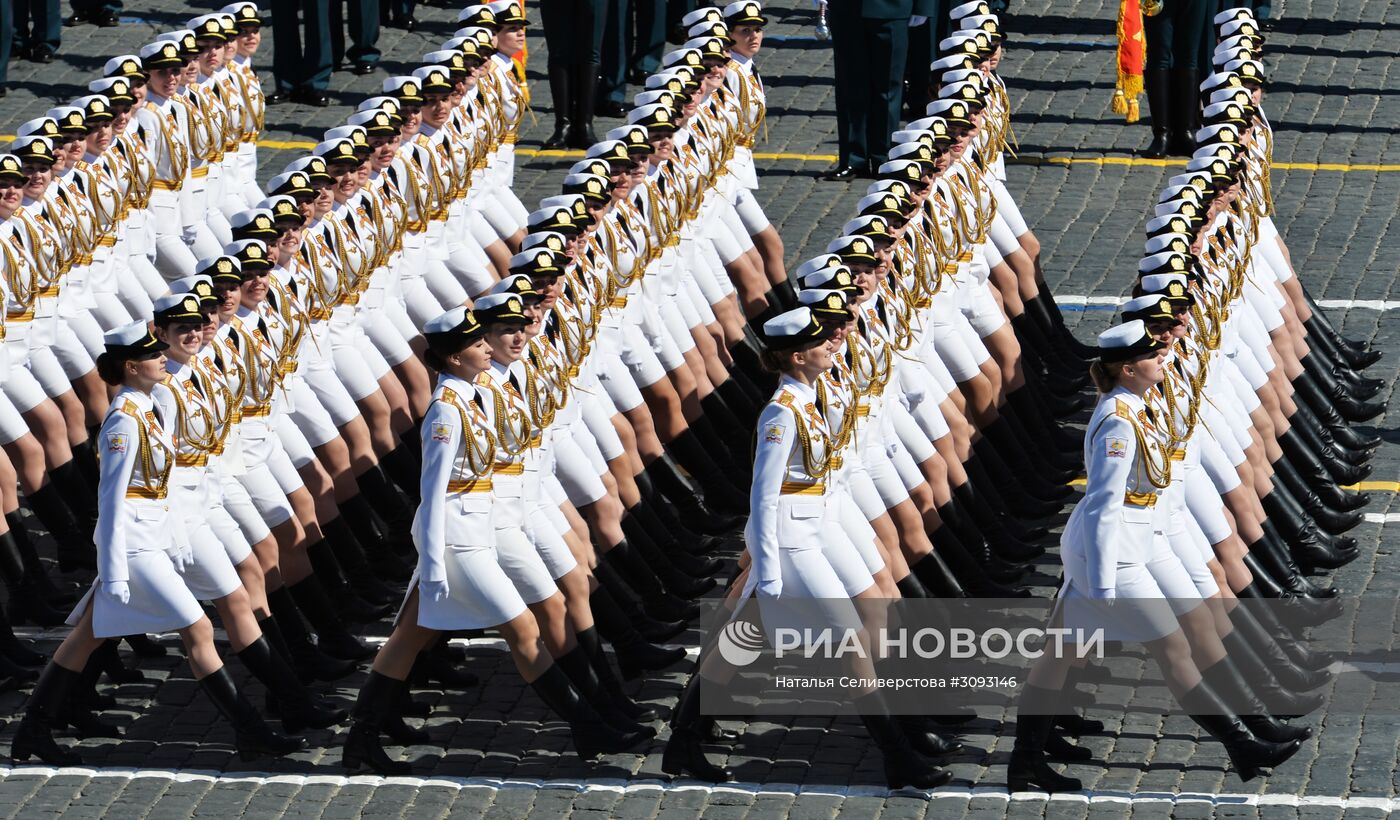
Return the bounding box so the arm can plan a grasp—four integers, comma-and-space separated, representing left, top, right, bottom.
0, 0, 1381, 794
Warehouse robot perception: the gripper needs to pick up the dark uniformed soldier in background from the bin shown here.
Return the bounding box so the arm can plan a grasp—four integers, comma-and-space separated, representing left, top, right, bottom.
65, 0, 120, 27
269, 0, 334, 105
1141, 0, 1210, 158
12, 0, 59, 62
539, 0, 606, 148
824, 0, 912, 181
903, 0, 945, 120
329, 0, 382, 76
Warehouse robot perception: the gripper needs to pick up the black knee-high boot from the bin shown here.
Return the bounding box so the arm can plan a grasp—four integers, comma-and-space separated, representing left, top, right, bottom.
199, 665, 307, 760
341, 670, 414, 775
576, 625, 657, 721
11, 663, 83, 764
543, 62, 571, 148
305, 538, 394, 623
590, 562, 690, 668
1007, 684, 1083, 792
619, 512, 716, 599
661, 672, 734, 782
528, 662, 649, 759
1177, 680, 1302, 782
237, 635, 348, 733
323, 515, 400, 604
59, 647, 119, 738
600, 539, 700, 623
287, 576, 375, 661
265, 586, 358, 682
0, 527, 65, 628
643, 453, 744, 534
23, 483, 96, 572
628, 501, 722, 575
667, 429, 749, 513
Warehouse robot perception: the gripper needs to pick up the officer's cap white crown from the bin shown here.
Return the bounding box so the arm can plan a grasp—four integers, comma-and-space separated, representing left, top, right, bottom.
424, 305, 470, 335
806, 288, 845, 310
929, 54, 975, 73
220, 2, 260, 16
324, 125, 365, 143
793, 254, 844, 282
1140, 272, 1188, 292
104, 321, 155, 348
521, 232, 564, 252
153, 292, 197, 314
1222, 58, 1264, 77
473, 293, 518, 312
627, 103, 673, 126
358, 96, 398, 113
682, 6, 723, 27
1213, 7, 1255, 25
948, 0, 991, 19
45, 106, 83, 124
538, 194, 584, 211
491, 273, 535, 294
1218, 18, 1259, 38
842, 214, 889, 236
1121, 294, 1168, 316
228, 208, 274, 230
875, 158, 922, 177
104, 54, 143, 75
1199, 70, 1243, 94
457, 4, 492, 23
1144, 233, 1191, 256
938, 33, 978, 54
171, 273, 215, 294
1097, 320, 1148, 351
762, 307, 816, 340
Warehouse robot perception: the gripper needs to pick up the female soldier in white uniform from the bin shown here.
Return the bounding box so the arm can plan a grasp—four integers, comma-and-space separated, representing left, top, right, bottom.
1008, 320, 1301, 793
10, 321, 303, 765
340, 306, 646, 774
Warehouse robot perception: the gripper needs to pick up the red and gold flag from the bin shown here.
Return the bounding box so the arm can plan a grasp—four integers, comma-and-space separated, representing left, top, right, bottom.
1112, 0, 1146, 123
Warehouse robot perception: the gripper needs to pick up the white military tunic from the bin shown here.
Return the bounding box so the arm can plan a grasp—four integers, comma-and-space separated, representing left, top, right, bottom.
71, 386, 205, 638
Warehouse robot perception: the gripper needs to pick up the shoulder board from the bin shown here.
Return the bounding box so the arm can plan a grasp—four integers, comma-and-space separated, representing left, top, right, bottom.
440, 387, 458, 404
120, 399, 140, 417
1114, 399, 1131, 420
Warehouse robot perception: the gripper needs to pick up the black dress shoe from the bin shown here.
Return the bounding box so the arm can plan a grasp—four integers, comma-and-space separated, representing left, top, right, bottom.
290, 87, 330, 106
350, 62, 376, 76
94, 11, 119, 27
267, 90, 291, 105
64, 12, 88, 25
28, 46, 54, 64
401, 16, 418, 31
821, 164, 860, 182
595, 100, 626, 118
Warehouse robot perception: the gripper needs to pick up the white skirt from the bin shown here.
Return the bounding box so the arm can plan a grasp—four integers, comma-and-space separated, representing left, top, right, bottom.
70, 548, 206, 639
406, 543, 530, 632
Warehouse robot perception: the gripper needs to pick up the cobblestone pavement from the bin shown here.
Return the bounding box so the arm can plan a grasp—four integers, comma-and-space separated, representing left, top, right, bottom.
0, 0, 1398, 816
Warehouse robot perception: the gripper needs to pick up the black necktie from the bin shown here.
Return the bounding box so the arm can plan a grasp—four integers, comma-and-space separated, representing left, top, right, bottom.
753, 66, 763, 91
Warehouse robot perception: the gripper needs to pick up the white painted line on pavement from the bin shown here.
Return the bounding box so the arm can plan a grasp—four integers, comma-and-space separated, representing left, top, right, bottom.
1055, 296, 1400, 312
0, 766, 1391, 809
1363, 513, 1400, 524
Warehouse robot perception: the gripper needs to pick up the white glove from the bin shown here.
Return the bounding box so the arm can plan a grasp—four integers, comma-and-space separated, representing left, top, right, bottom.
106, 580, 131, 605
1093, 587, 1116, 602
420, 578, 450, 602
172, 543, 195, 573
757, 579, 783, 599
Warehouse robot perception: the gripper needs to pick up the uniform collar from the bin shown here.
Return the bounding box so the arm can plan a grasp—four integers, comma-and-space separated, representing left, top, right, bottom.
437, 371, 477, 398
113, 385, 154, 412
164, 359, 195, 380
777, 374, 817, 403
